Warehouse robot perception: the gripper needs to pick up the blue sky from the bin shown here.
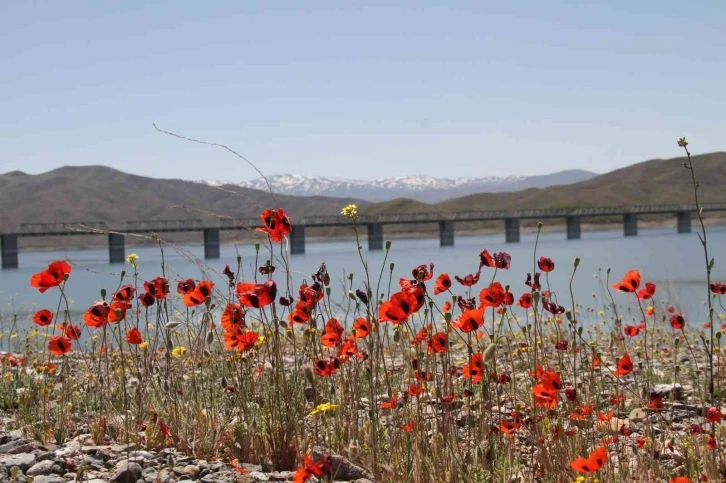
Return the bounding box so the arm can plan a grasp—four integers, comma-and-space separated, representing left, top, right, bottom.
1, 1, 723, 181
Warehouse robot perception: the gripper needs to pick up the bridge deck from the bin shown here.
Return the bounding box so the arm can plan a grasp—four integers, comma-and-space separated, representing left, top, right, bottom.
5, 203, 726, 236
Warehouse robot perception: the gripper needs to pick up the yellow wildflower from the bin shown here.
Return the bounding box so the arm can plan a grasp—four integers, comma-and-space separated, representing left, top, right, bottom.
139, 341, 149, 350
126, 253, 139, 267
309, 402, 339, 416
341, 204, 358, 220
171, 346, 187, 357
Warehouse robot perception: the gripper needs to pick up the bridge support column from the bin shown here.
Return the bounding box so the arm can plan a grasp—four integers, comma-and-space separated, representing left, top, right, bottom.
677, 211, 691, 233
290, 226, 305, 255
623, 214, 638, 237
505, 218, 520, 243
566, 216, 581, 240
368, 223, 383, 250
439, 221, 454, 246
1, 235, 19, 269
108, 233, 125, 264
204, 228, 220, 259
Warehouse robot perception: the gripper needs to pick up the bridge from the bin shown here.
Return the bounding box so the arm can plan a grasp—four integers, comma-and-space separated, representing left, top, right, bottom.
2, 203, 725, 269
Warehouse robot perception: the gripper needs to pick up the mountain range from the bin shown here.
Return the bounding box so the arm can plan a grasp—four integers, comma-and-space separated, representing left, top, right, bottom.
204, 169, 597, 203
1, 152, 724, 248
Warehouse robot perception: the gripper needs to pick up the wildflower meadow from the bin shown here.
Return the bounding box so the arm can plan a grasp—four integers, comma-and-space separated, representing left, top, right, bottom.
1, 139, 724, 483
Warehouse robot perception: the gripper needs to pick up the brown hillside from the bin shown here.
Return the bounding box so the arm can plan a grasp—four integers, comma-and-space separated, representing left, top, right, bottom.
0, 166, 368, 233
437, 152, 726, 211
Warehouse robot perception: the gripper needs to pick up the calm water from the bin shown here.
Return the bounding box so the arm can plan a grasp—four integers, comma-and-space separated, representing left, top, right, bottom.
1, 227, 724, 326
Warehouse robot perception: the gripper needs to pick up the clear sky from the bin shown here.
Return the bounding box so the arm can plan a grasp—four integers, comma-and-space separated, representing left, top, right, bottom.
1, 1, 724, 182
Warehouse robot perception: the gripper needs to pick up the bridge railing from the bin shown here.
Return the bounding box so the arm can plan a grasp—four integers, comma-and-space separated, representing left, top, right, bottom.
19, 221, 109, 235
125, 219, 204, 232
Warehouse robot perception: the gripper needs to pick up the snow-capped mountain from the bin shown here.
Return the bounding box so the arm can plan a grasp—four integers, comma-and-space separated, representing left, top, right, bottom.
203, 170, 597, 203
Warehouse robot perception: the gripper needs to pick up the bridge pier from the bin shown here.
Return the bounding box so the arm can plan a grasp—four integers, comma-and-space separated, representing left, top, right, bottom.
566, 216, 581, 240
623, 214, 638, 237
108, 233, 125, 264
204, 228, 220, 259
368, 223, 383, 250
1, 235, 18, 269
677, 211, 691, 233
290, 226, 305, 254
439, 221, 454, 246
505, 218, 520, 243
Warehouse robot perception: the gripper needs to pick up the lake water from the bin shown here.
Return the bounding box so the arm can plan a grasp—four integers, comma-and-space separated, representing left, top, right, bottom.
1, 227, 724, 328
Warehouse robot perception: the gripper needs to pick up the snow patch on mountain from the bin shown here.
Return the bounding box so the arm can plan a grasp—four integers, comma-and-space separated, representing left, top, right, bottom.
201, 171, 597, 203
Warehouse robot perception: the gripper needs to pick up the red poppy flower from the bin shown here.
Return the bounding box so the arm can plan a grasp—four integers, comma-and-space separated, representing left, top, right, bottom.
288, 301, 314, 324
637, 282, 657, 300
256, 208, 293, 242
670, 313, 685, 330
411, 263, 434, 282
611, 269, 641, 293
428, 332, 448, 354
705, 407, 723, 423
415, 370, 433, 382
63, 324, 81, 340
408, 383, 424, 397
107, 301, 129, 323
479, 282, 505, 307
615, 353, 633, 376
462, 353, 485, 383
540, 369, 562, 390
454, 268, 481, 287
113, 284, 136, 302
84, 301, 110, 329
48, 335, 72, 356
434, 273, 452, 294
33, 309, 54, 327
709, 282, 726, 295
292, 454, 332, 483
555, 340, 568, 351
537, 256, 555, 272
453, 308, 484, 333
571, 446, 607, 473
624, 324, 646, 337
126, 328, 143, 345
706, 435, 716, 450
224, 326, 259, 352
142, 277, 168, 300
517, 293, 533, 309
321, 319, 344, 348
500, 419, 520, 436
380, 394, 400, 409
299, 283, 324, 304
670, 478, 692, 483
490, 252, 510, 269
532, 383, 558, 408
236, 280, 277, 308
177, 279, 196, 295
442, 301, 452, 312
139, 292, 155, 307
410, 325, 430, 347
220, 303, 245, 331
337, 334, 362, 361
379, 290, 418, 324
30, 260, 72, 293
400, 422, 415, 432
353, 317, 371, 338
479, 249, 494, 268
183, 280, 214, 307
314, 357, 340, 377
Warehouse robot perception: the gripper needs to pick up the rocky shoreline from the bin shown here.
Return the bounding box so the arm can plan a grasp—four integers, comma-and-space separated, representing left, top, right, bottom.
0, 426, 375, 483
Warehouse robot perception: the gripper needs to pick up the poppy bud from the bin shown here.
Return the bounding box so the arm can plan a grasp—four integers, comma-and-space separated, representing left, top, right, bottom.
279, 297, 291, 306
355, 289, 368, 305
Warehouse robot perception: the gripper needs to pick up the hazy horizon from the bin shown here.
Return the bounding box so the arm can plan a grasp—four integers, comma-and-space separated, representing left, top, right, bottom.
2, 1, 724, 181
